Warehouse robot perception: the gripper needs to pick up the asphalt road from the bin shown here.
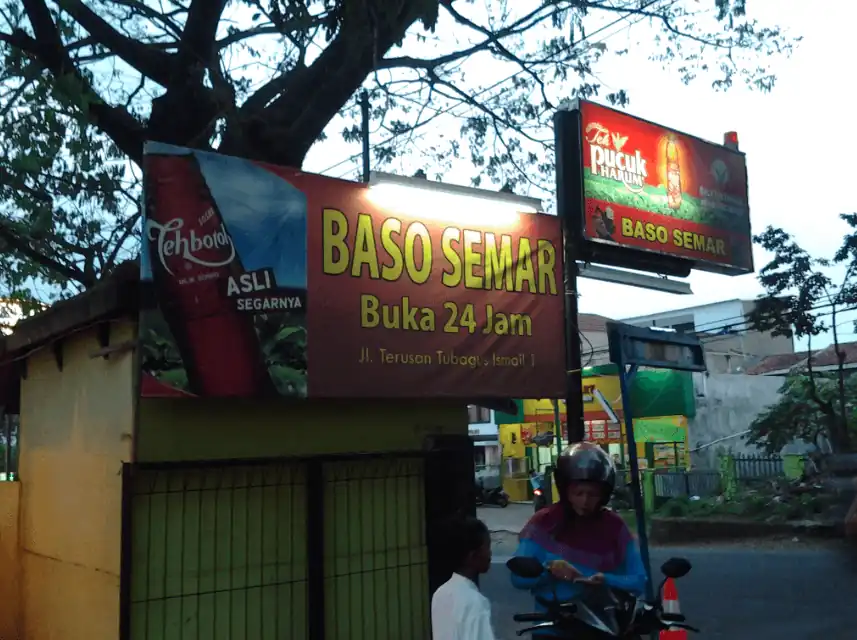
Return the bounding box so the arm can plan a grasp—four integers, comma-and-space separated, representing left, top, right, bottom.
485, 542, 857, 639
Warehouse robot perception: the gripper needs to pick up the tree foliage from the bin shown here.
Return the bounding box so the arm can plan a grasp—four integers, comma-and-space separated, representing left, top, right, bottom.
0, 0, 799, 306
748, 373, 857, 455
749, 215, 857, 452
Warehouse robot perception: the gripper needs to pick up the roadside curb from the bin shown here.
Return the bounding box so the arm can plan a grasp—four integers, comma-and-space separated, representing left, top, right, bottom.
489, 528, 520, 535
650, 517, 842, 544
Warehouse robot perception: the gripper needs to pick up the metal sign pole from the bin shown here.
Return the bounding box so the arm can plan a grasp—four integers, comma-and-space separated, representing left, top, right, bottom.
618, 362, 655, 601
553, 110, 585, 443
360, 90, 371, 182
552, 399, 564, 457
605, 320, 708, 605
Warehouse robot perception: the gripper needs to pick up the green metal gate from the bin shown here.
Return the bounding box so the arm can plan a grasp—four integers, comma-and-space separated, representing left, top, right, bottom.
120, 452, 443, 640
323, 457, 428, 639
124, 462, 308, 640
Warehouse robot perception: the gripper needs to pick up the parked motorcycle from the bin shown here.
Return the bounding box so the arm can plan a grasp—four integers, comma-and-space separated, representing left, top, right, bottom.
475, 482, 510, 508
507, 555, 699, 638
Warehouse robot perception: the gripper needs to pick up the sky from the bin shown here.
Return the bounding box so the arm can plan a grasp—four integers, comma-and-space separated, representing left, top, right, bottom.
21, 1, 839, 348
297, 0, 857, 351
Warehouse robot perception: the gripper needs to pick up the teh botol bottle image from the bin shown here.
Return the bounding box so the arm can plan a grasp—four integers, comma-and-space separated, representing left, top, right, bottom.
665, 135, 682, 210
143, 152, 276, 397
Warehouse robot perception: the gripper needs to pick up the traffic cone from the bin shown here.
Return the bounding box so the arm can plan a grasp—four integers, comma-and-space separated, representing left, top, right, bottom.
660, 578, 687, 639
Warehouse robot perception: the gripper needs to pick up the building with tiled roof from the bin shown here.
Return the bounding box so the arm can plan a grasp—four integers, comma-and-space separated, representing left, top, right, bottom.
746, 342, 857, 376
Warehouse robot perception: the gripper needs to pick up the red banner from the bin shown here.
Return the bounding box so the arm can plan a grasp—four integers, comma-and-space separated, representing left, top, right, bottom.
578, 100, 752, 274
140, 144, 566, 399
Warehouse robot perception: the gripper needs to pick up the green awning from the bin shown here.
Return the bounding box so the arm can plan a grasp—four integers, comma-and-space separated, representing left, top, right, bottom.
633, 417, 686, 443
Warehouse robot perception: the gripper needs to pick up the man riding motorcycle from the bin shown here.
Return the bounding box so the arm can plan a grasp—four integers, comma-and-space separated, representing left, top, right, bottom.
509, 443, 647, 637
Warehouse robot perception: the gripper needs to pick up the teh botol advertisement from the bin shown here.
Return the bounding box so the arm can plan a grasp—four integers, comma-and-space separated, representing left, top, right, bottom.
578, 100, 753, 275
139, 143, 566, 400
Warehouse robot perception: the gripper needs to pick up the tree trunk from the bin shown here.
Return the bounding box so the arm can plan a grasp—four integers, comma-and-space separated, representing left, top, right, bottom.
831, 309, 852, 452
806, 333, 844, 450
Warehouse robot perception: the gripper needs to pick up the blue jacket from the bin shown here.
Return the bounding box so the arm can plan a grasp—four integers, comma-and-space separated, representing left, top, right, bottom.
509, 512, 647, 637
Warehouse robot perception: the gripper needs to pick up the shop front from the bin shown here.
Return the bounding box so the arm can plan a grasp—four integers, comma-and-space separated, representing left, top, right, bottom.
496, 363, 696, 500
0, 148, 567, 639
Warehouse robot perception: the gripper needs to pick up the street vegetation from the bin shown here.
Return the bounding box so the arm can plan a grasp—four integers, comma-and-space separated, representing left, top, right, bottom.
749, 216, 857, 453
0, 0, 796, 309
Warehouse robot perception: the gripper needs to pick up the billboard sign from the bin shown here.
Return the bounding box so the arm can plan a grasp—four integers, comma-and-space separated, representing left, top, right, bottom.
577, 100, 752, 275
139, 143, 565, 400
522, 374, 623, 423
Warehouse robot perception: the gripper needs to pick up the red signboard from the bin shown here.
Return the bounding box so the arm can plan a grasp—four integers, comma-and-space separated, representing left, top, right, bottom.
578, 100, 753, 275
139, 143, 566, 399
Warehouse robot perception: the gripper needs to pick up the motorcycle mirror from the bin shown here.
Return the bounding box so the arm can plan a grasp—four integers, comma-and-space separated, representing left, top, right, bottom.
660, 557, 692, 579
506, 557, 545, 579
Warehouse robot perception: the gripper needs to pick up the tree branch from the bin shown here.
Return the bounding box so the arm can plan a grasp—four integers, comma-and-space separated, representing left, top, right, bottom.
102, 213, 140, 274
12, 0, 146, 164
216, 14, 329, 51
57, 0, 176, 86
217, 25, 283, 49
222, 2, 432, 165
145, 0, 234, 149
441, 3, 554, 108
108, 0, 185, 39
427, 71, 547, 147
177, 0, 228, 68
378, 4, 552, 72
585, 1, 729, 49
831, 297, 852, 451
0, 219, 92, 286
805, 334, 835, 419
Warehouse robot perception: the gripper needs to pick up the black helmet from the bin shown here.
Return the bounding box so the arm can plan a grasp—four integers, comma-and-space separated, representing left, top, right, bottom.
554, 442, 616, 506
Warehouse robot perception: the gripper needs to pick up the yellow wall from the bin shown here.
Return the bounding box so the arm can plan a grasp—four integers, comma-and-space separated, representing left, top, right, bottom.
19, 321, 136, 640
498, 424, 524, 459
136, 398, 467, 461
0, 481, 20, 639
11, 316, 468, 640
523, 376, 623, 418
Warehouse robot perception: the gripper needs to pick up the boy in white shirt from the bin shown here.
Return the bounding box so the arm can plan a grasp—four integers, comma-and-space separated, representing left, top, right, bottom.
431, 515, 496, 640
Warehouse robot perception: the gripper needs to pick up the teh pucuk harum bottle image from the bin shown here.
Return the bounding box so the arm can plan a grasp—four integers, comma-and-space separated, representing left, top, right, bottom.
665, 135, 682, 210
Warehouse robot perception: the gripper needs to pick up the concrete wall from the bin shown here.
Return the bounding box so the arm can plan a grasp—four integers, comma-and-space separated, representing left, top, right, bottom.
701, 331, 795, 374
689, 373, 812, 467
19, 320, 136, 640
582, 330, 611, 366
468, 414, 498, 438
137, 398, 466, 461
0, 481, 20, 639
622, 299, 747, 332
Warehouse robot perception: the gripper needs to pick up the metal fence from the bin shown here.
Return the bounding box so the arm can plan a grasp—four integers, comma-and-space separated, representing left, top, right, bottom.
615, 456, 787, 502
0, 413, 17, 481
614, 468, 721, 500
734, 454, 784, 480
653, 469, 722, 498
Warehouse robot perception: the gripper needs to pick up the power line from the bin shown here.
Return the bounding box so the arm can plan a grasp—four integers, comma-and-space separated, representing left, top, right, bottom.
321, 0, 676, 176
578, 301, 857, 362
614, 296, 857, 337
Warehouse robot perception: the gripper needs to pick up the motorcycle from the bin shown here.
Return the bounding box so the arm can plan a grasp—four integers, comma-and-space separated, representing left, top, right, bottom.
475, 482, 510, 508
530, 472, 548, 512
507, 555, 699, 638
